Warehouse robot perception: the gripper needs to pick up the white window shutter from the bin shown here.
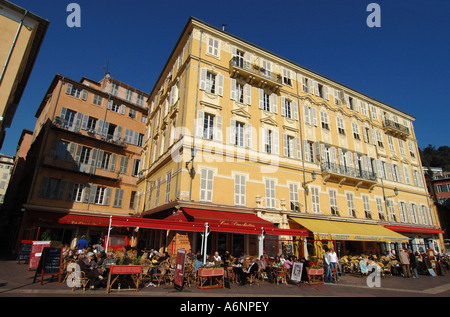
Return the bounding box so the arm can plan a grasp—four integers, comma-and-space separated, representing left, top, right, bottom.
295, 137, 302, 159
281, 97, 286, 117
65, 83, 73, 95
283, 134, 288, 157
245, 84, 251, 105
314, 81, 319, 96
217, 74, 224, 96
304, 140, 311, 162
272, 94, 278, 114
120, 104, 126, 115
304, 105, 311, 124
312, 108, 318, 126
199, 68, 206, 91
245, 123, 252, 149
81, 89, 88, 100
258, 89, 264, 109
292, 101, 298, 120
309, 79, 314, 94
81, 114, 89, 130
196, 110, 204, 137
215, 115, 222, 141
230, 119, 236, 144
273, 130, 279, 155
230, 79, 236, 101
324, 86, 329, 100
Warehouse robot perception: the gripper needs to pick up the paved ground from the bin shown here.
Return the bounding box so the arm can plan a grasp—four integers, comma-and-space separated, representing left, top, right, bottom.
1, 260, 449, 300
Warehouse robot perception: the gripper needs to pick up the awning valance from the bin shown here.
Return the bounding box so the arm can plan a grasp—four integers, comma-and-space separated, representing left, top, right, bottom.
291, 217, 409, 243
382, 224, 444, 235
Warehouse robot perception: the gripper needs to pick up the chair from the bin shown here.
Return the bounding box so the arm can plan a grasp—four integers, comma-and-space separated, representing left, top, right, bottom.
383, 262, 392, 277
248, 270, 260, 286
274, 266, 288, 285
152, 260, 169, 286
257, 267, 268, 282
65, 263, 90, 291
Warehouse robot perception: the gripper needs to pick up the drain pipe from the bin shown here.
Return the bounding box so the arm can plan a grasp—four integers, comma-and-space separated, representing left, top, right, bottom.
0, 10, 28, 84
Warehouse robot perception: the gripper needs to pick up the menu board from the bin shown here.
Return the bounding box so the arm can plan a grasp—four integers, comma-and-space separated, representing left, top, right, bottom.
17, 241, 33, 263
33, 247, 63, 285
29, 241, 51, 270
174, 248, 186, 291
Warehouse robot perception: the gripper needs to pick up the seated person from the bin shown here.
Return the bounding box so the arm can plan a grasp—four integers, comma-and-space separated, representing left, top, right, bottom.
238, 257, 259, 286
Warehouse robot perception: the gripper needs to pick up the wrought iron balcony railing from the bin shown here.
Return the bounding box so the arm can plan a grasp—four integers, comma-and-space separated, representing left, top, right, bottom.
321, 162, 378, 182
229, 57, 282, 85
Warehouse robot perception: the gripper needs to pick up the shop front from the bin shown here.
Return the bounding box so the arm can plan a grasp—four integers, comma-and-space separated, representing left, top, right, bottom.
382, 224, 445, 254
290, 217, 409, 259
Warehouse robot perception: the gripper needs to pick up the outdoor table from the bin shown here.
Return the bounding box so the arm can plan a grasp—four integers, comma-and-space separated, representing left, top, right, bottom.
197, 267, 224, 289
106, 265, 142, 293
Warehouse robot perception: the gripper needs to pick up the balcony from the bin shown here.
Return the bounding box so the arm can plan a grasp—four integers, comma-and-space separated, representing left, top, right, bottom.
229, 57, 282, 92
52, 117, 126, 148
382, 119, 410, 139
321, 162, 378, 190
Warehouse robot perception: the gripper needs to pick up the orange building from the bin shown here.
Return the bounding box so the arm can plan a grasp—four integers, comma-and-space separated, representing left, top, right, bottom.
11, 73, 148, 249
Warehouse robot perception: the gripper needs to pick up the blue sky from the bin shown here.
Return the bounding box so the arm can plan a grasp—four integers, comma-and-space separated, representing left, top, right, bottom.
2, 0, 449, 157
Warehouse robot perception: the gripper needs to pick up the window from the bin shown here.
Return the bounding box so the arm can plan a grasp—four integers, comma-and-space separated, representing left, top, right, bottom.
125, 89, 133, 102
45, 178, 61, 199
421, 205, 430, 225
288, 183, 300, 211
320, 111, 329, 130
136, 94, 144, 106
263, 92, 270, 111
333, 89, 342, 105
283, 69, 292, 86
282, 98, 292, 119
200, 169, 214, 202
79, 146, 91, 164
388, 135, 395, 152
203, 113, 214, 140
110, 83, 119, 96
113, 189, 124, 207
346, 193, 356, 217
70, 86, 82, 99
206, 72, 216, 94
346, 96, 357, 111
337, 117, 345, 135
207, 37, 219, 57
128, 108, 136, 119
315, 82, 328, 99
302, 77, 314, 94
371, 106, 378, 121
55, 140, 70, 160
304, 105, 317, 126
262, 128, 278, 155
100, 152, 111, 170
363, 195, 372, 219
329, 189, 339, 216
95, 187, 106, 205
399, 202, 407, 223
234, 174, 246, 206
352, 123, 360, 140
72, 184, 84, 202
283, 134, 295, 158
311, 187, 320, 213
408, 142, 416, 158
304, 140, 314, 162
62, 108, 77, 129
155, 178, 161, 207
265, 179, 276, 209
132, 159, 140, 177
118, 156, 129, 174
93, 94, 103, 106
387, 199, 396, 222
376, 130, 384, 147
130, 191, 136, 209
398, 139, 406, 156
234, 121, 244, 147
410, 203, 418, 224
235, 82, 244, 103
86, 116, 97, 131
376, 197, 385, 220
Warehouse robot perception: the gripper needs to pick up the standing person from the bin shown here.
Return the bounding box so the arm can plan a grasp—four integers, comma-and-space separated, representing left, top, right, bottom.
399, 248, 411, 278
323, 247, 333, 283
75, 235, 89, 254
409, 248, 419, 278
329, 247, 339, 282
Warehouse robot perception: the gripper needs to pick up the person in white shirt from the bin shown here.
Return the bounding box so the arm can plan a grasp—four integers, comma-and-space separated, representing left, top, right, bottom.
329, 247, 339, 282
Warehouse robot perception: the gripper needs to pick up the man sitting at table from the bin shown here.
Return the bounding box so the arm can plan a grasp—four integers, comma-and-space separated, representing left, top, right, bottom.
238, 257, 259, 286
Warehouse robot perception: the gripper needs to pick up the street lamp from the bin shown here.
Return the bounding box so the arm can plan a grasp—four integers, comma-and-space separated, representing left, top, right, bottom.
385, 187, 399, 199
302, 171, 317, 195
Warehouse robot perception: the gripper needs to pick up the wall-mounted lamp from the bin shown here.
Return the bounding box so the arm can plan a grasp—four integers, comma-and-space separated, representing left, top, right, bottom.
302, 171, 317, 195
385, 187, 399, 199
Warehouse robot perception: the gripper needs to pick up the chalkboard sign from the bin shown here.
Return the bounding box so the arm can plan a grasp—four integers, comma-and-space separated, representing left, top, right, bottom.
17, 241, 32, 263
33, 247, 63, 285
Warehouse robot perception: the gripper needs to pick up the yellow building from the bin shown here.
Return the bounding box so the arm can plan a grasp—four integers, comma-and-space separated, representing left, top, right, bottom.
0, 0, 49, 148
138, 17, 443, 258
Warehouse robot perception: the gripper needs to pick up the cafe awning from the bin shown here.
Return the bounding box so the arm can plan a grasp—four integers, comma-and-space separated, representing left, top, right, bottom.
382, 224, 444, 235
290, 217, 409, 243
164, 208, 308, 236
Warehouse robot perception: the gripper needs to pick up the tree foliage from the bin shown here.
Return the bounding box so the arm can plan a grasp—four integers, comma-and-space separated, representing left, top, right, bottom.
420, 145, 450, 172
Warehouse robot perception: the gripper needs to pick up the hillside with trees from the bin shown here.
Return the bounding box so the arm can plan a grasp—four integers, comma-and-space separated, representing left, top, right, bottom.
420, 145, 450, 172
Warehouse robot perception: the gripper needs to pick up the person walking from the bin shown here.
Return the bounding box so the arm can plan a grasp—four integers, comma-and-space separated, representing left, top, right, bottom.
409, 248, 419, 278
329, 247, 339, 282
399, 248, 411, 278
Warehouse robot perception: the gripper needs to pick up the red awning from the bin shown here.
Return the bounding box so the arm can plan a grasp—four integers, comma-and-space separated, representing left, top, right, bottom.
164, 208, 308, 236
110, 216, 205, 232
383, 224, 444, 234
